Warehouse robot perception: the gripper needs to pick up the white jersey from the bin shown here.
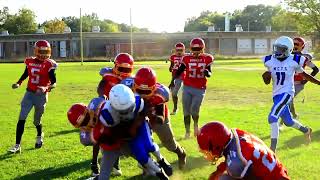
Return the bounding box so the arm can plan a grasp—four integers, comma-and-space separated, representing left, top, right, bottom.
98, 95, 144, 127
263, 54, 305, 97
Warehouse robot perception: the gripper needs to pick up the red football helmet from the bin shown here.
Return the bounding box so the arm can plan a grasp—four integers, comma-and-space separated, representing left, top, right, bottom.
134, 67, 157, 98
114, 53, 134, 78
67, 103, 89, 128
197, 121, 231, 163
175, 42, 185, 56
190, 38, 205, 55
293, 37, 306, 53
34, 40, 51, 61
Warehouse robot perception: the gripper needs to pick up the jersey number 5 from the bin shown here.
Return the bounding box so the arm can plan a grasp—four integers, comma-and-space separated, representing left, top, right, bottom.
189, 63, 206, 78
31, 68, 40, 84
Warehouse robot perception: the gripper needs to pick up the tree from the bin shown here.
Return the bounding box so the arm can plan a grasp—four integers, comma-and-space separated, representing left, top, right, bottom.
285, 0, 320, 35
0, 6, 9, 31
62, 16, 80, 32
42, 18, 67, 33
272, 10, 299, 31
3, 8, 37, 34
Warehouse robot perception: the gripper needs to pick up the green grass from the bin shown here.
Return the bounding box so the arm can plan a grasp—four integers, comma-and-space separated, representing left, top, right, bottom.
0, 60, 320, 180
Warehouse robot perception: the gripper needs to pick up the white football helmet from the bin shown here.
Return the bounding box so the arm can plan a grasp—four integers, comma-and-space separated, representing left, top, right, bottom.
109, 84, 135, 114
273, 36, 294, 59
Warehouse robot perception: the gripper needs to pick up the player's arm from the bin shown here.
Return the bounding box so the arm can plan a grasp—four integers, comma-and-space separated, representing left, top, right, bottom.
48, 69, 57, 90
302, 71, 320, 85
153, 104, 165, 123
97, 79, 106, 96
204, 65, 212, 78
12, 66, 28, 89
169, 60, 173, 72
209, 162, 227, 180
262, 71, 271, 85
169, 63, 186, 88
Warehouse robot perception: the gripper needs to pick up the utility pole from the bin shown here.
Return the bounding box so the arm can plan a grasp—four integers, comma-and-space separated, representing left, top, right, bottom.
80, 8, 84, 66
130, 8, 133, 56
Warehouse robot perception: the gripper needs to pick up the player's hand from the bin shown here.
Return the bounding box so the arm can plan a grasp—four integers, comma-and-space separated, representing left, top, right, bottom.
36, 86, 47, 95
204, 69, 211, 77
48, 83, 56, 92
169, 67, 172, 72
12, 83, 20, 89
301, 80, 308, 85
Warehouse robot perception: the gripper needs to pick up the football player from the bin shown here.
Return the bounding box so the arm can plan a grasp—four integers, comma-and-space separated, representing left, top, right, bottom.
262, 36, 320, 152
169, 42, 186, 115
8, 40, 57, 153
122, 67, 187, 170
290, 37, 319, 118
197, 121, 290, 180
88, 52, 134, 176
169, 37, 213, 138
68, 84, 170, 180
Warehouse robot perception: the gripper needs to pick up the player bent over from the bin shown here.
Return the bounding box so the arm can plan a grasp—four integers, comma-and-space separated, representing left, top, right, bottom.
68, 84, 171, 180
9, 40, 57, 153
123, 67, 187, 169
262, 36, 320, 152
197, 121, 290, 180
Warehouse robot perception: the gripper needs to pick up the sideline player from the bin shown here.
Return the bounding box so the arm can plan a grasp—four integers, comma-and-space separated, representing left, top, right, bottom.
169, 37, 214, 138
197, 121, 290, 180
8, 40, 57, 153
169, 42, 186, 115
262, 36, 320, 152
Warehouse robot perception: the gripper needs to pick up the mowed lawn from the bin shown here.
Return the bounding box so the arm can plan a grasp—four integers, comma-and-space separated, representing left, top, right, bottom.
0, 60, 320, 180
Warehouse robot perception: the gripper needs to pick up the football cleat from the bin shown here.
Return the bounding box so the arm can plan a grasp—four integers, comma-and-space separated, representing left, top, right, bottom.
111, 167, 122, 176
178, 148, 187, 170
155, 168, 169, 180
305, 127, 312, 144
91, 163, 100, 177
158, 158, 173, 176
170, 109, 177, 115
8, 144, 21, 154
184, 132, 191, 139
35, 132, 44, 148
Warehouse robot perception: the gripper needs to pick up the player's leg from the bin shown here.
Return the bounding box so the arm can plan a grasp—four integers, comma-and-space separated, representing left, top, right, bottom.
290, 84, 304, 119
153, 118, 187, 169
33, 92, 48, 148
190, 88, 206, 137
268, 93, 292, 152
281, 105, 312, 144
8, 91, 33, 153
182, 86, 192, 138
129, 122, 169, 179
170, 78, 182, 115
99, 149, 120, 180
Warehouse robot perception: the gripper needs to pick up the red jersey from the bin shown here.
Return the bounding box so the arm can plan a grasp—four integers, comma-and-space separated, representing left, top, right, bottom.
182, 53, 213, 89
101, 67, 122, 97
294, 55, 315, 83
170, 54, 185, 79
144, 83, 170, 125
24, 57, 57, 92
92, 120, 122, 151
222, 129, 289, 180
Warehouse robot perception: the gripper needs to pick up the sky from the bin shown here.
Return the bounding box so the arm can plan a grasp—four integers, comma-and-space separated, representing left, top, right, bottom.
1, 0, 283, 32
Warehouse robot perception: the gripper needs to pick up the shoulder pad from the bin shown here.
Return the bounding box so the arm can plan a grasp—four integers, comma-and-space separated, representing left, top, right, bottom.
47, 59, 58, 69
121, 77, 135, 89
264, 55, 272, 63
99, 67, 113, 76
155, 83, 170, 102
293, 54, 302, 64
99, 102, 116, 127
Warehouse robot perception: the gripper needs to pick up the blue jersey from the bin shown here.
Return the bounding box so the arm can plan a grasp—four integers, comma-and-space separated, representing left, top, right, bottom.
99, 95, 144, 127
99, 67, 113, 76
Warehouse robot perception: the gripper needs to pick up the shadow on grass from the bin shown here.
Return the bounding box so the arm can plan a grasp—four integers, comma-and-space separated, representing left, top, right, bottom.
171, 155, 209, 172
48, 129, 79, 138
0, 152, 16, 161
279, 130, 320, 150
14, 159, 91, 180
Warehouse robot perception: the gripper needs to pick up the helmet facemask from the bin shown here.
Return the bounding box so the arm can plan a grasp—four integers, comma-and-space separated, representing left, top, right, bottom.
273, 44, 290, 60
293, 40, 305, 53
133, 84, 155, 98
114, 63, 133, 78
35, 47, 51, 61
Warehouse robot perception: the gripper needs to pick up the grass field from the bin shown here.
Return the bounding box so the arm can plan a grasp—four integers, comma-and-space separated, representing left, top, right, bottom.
0, 60, 320, 180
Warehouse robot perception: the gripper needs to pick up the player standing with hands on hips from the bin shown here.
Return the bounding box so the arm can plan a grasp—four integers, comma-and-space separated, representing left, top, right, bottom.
8, 40, 57, 153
